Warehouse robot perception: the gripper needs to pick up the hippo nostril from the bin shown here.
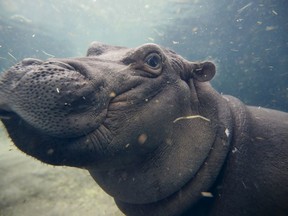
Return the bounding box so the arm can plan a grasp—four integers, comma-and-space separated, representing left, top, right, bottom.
22, 58, 44, 66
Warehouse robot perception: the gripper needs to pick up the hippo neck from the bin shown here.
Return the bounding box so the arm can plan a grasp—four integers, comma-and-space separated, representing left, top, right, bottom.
114, 86, 236, 216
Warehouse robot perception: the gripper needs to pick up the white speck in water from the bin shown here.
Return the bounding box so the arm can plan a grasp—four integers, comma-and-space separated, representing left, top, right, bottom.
201, 192, 213, 198
265, 26, 277, 31
192, 27, 198, 33
172, 41, 179, 44
242, 181, 247, 189
232, 147, 239, 154
56, 88, 60, 93
145, 98, 149, 102
230, 49, 239, 52
32, 34, 35, 37
42, 50, 55, 58
147, 37, 154, 42
125, 143, 130, 148
47, 149, 54, 155
138, 134, 148, 145
225, 128, 230, 137
109, 91, 116, 98
8, 52, 17, 61
237, 2, 253, 14
272, 10, 278, 15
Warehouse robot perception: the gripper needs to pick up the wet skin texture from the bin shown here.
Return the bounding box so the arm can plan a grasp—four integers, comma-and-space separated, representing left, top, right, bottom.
0, 42, 287, 216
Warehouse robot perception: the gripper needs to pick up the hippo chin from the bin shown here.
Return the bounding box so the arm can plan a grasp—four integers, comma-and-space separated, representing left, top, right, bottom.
0, 42, 287, 216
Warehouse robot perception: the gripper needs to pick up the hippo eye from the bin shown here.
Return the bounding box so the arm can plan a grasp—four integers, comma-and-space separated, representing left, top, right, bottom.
145, 53, 162, 69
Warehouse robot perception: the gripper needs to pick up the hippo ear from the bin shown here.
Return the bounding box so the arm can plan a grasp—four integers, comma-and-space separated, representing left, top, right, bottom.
190, 61, 216, 82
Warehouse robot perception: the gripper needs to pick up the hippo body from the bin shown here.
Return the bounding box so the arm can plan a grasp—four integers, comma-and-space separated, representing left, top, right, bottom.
0, 42, 287, 216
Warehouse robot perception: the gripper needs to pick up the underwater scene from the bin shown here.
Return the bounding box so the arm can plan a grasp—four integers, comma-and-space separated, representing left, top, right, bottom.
0, 0, 287, 216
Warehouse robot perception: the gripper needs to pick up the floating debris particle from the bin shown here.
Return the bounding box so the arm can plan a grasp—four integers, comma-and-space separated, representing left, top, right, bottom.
232, 147, 239, 154
256, 21, 262, 25
265, 26, 277, 31
173, 115, 210, 123
201, 192, 213, 198
256, 137, 265, 140
225, 128, 230, 137
242, 181, 247, 189
153, 28, 164, 37
237, 2, 253, 14
172, 41, 179, 44
7, 52, 17, 62
147, 37, 155, 42
56, 88, 60, 93
47, 148, 54, 155
10, 14, 32, 23
109, 91, 116, 98
272, 10, 278, 15
138, 133, 148, 145
192, 27, 198, 33
42, 50, 55, 58
32, 34, 36, 38
125, 143, 130, 148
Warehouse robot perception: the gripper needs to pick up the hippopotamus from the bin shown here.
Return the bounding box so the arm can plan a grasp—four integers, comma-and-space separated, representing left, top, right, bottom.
0, 42, 287, 216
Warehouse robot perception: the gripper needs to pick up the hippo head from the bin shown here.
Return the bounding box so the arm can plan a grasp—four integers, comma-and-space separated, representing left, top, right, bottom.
0, 42, 232, 214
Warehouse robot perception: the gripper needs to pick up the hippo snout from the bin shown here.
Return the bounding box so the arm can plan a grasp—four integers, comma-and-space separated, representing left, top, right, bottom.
0, 58, 109, 137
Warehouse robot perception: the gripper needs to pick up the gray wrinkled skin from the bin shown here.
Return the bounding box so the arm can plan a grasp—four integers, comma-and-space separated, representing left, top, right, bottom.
0, 42, 287, 216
